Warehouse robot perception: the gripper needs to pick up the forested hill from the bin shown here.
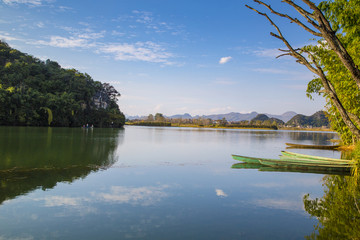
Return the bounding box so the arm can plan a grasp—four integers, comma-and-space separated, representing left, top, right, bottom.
0, 41, 125, 127
286, 111, 329, 128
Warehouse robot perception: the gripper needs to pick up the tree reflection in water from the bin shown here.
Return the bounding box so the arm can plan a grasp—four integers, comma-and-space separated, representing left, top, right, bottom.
0, 127, 124, 205
303, 172, 360, 240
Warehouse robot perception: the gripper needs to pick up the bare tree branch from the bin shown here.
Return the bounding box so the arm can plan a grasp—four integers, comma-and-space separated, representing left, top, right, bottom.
281, 0, 321, 31
252, 0, 322, 36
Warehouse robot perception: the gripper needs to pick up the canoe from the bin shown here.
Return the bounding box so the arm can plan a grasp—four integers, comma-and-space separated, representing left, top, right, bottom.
231, 163, 264, 169
231, 154, 270, 164
231, 161, 350, 175
278, 156, 351, 165
259, 159, 351, 170
279, 155, 350, 165
232, 152, 352, 172
281, 151, 350, 162
285, 143, 340, 150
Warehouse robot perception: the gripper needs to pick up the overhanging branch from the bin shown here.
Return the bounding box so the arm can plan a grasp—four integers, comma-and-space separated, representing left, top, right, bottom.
251, 0, 322, 36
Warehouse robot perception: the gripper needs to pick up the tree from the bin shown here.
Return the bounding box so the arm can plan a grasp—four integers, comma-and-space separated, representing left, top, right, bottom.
0, 40, 125, 127
220, 117, 228, 126
147, 114, 154, 121
102, 82, 121, 102
247, 0, 360, 144
154, 113, 165, 122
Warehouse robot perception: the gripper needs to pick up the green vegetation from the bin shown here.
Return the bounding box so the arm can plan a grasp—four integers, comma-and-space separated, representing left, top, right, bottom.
251, 114, 284, 127
306, 0, 360, 144
126, 113, 279, 130
286, 111, 330, 128
303, 174, 360, 240
0, 41, 125, 127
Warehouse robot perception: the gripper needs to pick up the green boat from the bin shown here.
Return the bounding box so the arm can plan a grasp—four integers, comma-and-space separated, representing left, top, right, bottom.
281, 151, 350, 162
231, 163, 264, 169
232, 152, 352, 172
231, 154, 274, 164
259, 159, 351, 171
231, 161, 350, 175
279, 155, 350, 165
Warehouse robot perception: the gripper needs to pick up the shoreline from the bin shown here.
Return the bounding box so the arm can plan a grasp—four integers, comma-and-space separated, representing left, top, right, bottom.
125, 122, 333, 132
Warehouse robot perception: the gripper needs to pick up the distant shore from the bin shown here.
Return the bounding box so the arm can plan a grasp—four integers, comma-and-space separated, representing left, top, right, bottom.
125, 122, 333, 132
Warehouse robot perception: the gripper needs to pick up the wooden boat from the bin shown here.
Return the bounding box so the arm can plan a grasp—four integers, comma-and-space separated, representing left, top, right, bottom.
231, 154, 267, 164
285, 143, 340, 150
232, 151, 352, 172
278, 155, 350, 165
259, 159, 351, 171
231, 163, 264, 169
281, 151, 350, 162
231, 161, 350, 175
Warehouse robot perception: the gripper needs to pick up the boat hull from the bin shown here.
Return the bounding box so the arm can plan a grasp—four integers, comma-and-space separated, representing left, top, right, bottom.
259, 159, 350, 171
285, 143, 340, 150
281, 151, 349, 162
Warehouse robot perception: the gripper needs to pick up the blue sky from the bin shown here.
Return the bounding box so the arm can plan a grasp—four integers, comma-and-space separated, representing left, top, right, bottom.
0, 0, 325, 116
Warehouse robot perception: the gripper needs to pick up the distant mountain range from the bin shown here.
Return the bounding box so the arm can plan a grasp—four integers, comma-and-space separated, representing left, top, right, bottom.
126, 111, 297, 122
126, 111, 330, 127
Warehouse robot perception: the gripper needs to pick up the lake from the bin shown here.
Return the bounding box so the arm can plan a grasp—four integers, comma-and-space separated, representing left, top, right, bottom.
0, 126, 342, 239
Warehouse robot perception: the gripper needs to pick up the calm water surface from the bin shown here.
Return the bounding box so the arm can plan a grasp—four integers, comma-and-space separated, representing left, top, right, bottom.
0, 126, 341, 239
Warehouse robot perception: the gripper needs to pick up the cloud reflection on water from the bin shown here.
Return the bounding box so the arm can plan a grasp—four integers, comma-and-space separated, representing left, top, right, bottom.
215, 189, 228, 198
93, 185, 170, 206
253, 198, 304, 211
33, 184, 171, 216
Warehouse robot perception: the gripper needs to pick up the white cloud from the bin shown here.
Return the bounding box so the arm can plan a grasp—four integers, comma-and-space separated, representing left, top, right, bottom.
215, 189, 228, 198
111, 30, 126, 37
100, 41, 173, 63
77, 31, 105, 40
219, 56, 232, 64
128, 10, 187, 38
2, 0, 45, 6
253, 48, 281, 58
133, 10, 153, 25
36, 36, 92, 48
34, 28, 105, 49
36, 22, 45, 28
0, 33, 18, 41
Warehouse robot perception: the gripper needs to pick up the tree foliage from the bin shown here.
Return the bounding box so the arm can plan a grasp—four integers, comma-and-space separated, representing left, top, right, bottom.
247, 0, 360, 144
0, 41, 125, 127
305, 0, 360, 144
